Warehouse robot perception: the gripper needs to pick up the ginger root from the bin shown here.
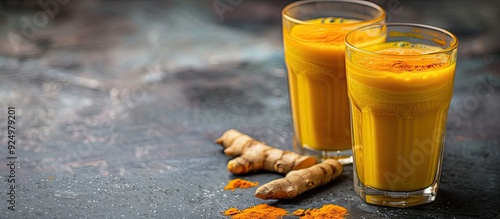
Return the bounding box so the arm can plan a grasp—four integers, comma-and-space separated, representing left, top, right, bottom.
216, 129, 317, 174
255, 159, 343, 199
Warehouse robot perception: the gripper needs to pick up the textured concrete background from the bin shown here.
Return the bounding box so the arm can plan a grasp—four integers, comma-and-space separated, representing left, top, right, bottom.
0, 0, 499, 218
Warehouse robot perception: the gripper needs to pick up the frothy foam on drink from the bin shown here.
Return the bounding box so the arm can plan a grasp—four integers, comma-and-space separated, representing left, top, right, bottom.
357, 42, 449, 73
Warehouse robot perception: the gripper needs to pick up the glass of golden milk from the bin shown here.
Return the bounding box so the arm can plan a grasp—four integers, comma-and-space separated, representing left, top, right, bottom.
345, 23, 458, 207
282, 0, 385, 158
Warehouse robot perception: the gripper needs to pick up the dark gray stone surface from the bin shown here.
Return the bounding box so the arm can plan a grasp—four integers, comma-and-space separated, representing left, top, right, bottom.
0, 0, 499, 218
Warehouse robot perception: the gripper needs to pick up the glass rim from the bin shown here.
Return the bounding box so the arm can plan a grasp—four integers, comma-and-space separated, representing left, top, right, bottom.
345, 23, 459, 57
282, 0, 386, 27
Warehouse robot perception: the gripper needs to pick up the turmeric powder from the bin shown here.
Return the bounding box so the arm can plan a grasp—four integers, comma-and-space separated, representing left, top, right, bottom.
224, 179, 259, 191
223, 207, 240, 216
223, 203, 287, 219
293, 204, 348, 219
255, 159, 343, 199
216, 129, 317, 174
223, 204, 348, 219
293, 209, 306, 216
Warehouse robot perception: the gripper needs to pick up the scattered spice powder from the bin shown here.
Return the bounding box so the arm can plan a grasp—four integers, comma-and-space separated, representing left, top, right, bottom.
223, 208, 240, 216
223, 203, 287, 219
224, 179, 259, 191
293, 204, 348, 219
293, 209, 306, 216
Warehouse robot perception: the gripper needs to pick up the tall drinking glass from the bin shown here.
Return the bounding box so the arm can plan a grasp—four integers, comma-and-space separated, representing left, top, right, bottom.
345, 23, 458, 207
282, 0, 385, 158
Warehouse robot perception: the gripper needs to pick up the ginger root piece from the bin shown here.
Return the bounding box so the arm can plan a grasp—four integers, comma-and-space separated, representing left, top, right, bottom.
255, 159, 343, 199
216, 129, 317, 174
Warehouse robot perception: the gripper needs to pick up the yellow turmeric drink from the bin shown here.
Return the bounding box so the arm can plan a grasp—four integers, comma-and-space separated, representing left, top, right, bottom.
284, 18, 361, 152
282, 0, 385, 157
346, 42, 456, 192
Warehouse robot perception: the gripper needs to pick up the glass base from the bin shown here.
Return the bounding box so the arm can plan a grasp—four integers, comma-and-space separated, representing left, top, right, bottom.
354, 172, 439, 208
293, 137, 353, 163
